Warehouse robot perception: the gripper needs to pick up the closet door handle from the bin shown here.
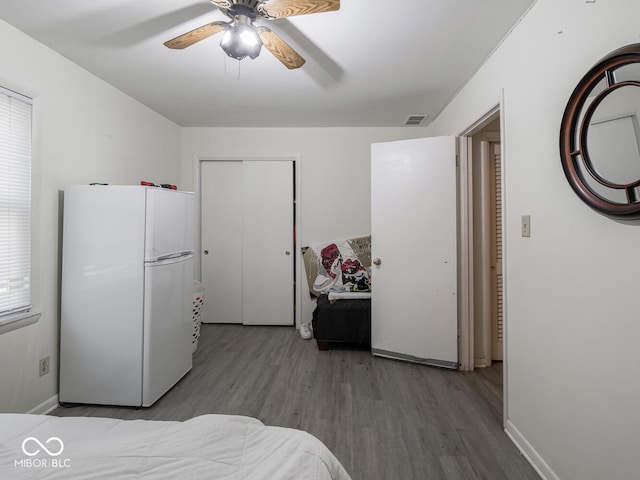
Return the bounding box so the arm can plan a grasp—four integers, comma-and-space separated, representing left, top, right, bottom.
285, 251, 291, 256
203, 250, 209, 255
373, 258, 381, 266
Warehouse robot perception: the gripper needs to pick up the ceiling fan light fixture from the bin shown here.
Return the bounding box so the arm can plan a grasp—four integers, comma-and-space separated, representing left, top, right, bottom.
220, 15, 262, 60
166, 0, 340, 69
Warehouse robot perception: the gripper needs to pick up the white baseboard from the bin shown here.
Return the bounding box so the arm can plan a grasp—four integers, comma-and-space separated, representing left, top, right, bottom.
505, 419, 558, 480
27, 395, 59, 415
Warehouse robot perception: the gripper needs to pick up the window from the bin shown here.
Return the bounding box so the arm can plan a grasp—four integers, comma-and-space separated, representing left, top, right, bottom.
0, 86, 38, 334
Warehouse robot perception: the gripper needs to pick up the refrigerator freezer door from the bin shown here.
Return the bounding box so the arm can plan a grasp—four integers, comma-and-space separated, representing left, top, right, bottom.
142, 255, 194, 407
145, 189, 195, 261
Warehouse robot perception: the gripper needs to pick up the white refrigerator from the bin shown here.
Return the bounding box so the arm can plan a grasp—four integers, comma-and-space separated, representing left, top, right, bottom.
60, 185, 195, 407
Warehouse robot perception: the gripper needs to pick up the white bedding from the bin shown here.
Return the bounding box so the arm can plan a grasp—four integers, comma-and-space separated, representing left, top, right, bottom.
0, 414, 351, 480
327, 292, 372, 302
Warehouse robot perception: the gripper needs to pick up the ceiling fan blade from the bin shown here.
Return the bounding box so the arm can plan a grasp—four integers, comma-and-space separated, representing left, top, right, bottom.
257, 27, 306, 69
259, 0, 340, 19
164, 21, 227, 49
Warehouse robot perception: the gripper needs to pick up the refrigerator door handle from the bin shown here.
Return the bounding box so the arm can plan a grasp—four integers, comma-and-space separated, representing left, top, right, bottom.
161, 250, 193, 260
147, 251, 193, 261
146, 253, 194, 266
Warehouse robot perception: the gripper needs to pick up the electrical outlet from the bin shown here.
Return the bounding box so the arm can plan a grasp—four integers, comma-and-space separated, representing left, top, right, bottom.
39, 356, 50, 377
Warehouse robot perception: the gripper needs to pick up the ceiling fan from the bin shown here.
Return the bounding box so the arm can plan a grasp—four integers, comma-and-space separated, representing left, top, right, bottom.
164, 0, 340, 69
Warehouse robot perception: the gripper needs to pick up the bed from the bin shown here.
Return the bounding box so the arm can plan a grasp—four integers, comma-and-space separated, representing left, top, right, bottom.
0, 413, 351, 479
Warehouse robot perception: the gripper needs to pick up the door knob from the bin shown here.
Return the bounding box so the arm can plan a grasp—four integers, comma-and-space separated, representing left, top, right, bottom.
203, 250, 209, 255
373, 258, 381, 266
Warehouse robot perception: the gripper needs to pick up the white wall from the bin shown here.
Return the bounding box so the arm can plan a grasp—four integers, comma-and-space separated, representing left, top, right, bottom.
0, 20, 181, 413
426, 1, 640, 478
180, 127, 428, 325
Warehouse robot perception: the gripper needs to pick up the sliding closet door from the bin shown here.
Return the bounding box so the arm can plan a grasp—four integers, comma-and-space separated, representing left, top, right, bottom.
201, 160, 294, 326
201, 161, 243, 324
242, 161, 293, 325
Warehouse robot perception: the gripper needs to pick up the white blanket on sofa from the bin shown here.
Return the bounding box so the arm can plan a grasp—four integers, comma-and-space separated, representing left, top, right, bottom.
0, 414, 351, 480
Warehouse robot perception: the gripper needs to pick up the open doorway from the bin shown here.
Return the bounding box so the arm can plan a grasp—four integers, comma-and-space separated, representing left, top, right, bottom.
470, 117, 503, 367
459, 106, 504, 371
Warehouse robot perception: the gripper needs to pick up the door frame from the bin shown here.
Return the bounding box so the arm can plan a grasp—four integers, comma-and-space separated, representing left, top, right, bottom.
193, 154, 302, 329
458, 98, 508, 425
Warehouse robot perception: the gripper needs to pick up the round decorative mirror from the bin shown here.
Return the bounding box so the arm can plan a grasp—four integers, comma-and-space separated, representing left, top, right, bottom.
560, 43, 640, 219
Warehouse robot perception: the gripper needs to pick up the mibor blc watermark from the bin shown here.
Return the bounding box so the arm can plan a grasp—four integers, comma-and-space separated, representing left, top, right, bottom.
14, 436, 71, 469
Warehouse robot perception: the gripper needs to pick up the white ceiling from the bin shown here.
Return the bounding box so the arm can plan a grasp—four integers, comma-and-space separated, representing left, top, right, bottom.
0, 0, 536, 127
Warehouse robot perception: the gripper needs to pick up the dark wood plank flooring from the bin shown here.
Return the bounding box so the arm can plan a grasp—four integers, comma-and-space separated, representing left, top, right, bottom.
52, 324, 539, 480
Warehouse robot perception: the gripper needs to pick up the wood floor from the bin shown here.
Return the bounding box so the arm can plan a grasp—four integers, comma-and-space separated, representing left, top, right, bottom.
52, 324, 540, 480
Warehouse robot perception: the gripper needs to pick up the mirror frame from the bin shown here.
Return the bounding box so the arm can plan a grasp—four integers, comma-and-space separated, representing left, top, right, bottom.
560, 43, 640, 219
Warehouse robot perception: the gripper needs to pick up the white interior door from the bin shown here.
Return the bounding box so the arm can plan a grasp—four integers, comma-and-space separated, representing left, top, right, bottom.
371, 136, 458, 369
201, 161, 243, 323
201, 160, 294, 326
242, 161, 293, 325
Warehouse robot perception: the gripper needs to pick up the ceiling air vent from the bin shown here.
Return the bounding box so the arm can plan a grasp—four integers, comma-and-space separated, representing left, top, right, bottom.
404, 115, 427, 126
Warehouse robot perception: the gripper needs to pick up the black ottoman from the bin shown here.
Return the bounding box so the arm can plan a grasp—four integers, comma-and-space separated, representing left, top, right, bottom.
311, 294, 371, 350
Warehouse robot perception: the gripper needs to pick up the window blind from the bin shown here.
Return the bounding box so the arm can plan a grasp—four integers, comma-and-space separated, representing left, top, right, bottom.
0, 88, 32, 317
